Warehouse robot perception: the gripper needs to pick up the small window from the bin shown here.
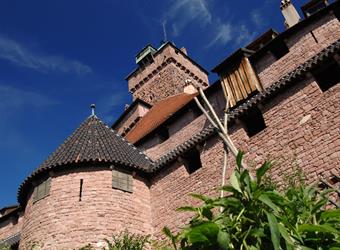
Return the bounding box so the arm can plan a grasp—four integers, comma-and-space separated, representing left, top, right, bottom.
312, 58, 340, 92
241, 106, 266, 137
157, 126, 169, 142
270, 40, 289, 60
112, 169, 133, 192
33, 178, 51, 202
183, 148, 202, 174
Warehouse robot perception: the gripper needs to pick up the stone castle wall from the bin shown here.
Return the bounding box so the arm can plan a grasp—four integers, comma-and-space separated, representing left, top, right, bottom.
19, 167, 151, 249
255, 13, 340, 89
0, 214, 23, 244
149, 77, 340, 238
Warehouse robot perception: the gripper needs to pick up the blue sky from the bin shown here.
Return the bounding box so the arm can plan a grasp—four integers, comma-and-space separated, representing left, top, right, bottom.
0, 0, 308, 207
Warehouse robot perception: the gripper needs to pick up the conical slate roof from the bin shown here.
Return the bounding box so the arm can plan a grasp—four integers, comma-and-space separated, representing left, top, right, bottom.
37, 115, 152, 171
18, 115, 152, 205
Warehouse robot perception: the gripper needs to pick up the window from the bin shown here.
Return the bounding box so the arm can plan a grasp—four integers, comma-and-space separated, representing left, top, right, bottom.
183, 148, 202, 174
157, 126, 169, 142
312, 58, 340, 92
33, 177, 51, 202
270, 39, 289, 60
112, 169, 133, 192
241, 106, 266, 137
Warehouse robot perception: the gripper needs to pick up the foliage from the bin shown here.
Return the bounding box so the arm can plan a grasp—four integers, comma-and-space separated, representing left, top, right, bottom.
0, 244, 11, 250
163, 152, 340, 250
104, 230, 150, 250
78, 244, 94, 250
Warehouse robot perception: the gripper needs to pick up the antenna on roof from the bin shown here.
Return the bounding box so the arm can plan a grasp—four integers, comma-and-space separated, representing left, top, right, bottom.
90, 104, 96, 116
162, 20, 168, 42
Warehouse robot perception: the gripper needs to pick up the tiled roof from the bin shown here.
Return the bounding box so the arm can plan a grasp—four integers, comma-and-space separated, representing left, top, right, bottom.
37, 115, 152, 170
18, 115, 153, 205
125, 92, 198, 144
0, 233, 20, 247
152, 39, 340, 170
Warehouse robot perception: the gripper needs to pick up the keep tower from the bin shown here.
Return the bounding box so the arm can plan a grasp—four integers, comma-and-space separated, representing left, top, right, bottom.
125, 42, 209, 105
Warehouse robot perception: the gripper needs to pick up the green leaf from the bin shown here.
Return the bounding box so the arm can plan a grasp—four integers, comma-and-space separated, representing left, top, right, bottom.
256, 161, 272, 183
217, 229, 230, 250
201, 207, 213, 220
278, 223, 295, 246
190, 193, 212, 203
266, 212, 281, 250
186, 222, 219, 245
298, 224, 339, 234
320, 210, 340, 221
230, 171, 242, 194
258, 194, 280, 214
162, 227, 177, 250
214, 197, 242, 208
176, 206, 197, 212
236, 151, 244, 169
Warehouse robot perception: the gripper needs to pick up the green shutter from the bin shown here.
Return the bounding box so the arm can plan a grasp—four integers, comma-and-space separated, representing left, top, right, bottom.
112, 169, 133, 193
33, 177, 51, 203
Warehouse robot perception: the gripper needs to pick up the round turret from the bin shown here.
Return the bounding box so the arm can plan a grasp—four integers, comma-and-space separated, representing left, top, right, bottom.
18, 115, 153, 249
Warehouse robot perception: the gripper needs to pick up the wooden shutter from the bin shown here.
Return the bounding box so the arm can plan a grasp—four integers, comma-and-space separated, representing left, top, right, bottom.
112, 170, 133, 193
33, 177, 51, 202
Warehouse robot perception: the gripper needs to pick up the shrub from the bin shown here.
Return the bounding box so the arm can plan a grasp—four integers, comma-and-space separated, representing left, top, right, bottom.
104, 230, 150, 250
163, 152, 339, 250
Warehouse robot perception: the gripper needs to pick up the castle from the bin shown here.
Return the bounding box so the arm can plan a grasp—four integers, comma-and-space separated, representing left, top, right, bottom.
1, 0, 340, 249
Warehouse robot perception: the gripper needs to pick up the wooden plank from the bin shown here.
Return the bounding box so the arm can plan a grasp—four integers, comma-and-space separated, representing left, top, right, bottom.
233, 64, 249, 98
239, 58, 254, 94
229, 70, 243, 103
244, 57, 263, 91
221, 75, 236, 107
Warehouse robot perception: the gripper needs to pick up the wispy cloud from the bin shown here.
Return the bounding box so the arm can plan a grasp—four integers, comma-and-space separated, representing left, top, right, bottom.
251, 9, 266, 29
0, 84, 58, 110
207, 22, 233, 48
97, 85, 130, 123
165, 0, 212, 37
0, 35, 92, 75
0, 84, 58, 150
164, 0, 259, 48
235, 25, 257, 46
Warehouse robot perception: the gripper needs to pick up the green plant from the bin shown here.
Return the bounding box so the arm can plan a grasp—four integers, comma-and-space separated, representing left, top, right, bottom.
104, 230, 150, 250
78, 244, 94, 250
163, 152, 339, 250
0, 244, 11, 250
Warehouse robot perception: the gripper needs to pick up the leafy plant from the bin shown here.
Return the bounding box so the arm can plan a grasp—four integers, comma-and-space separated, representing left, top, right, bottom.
78, 244, 94, 250
163, 152, 339, 250
104, 230, 150, 250
0, 244, 11, 250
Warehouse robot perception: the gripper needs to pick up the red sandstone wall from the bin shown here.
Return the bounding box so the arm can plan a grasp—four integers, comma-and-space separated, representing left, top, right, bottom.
128, 45, 209, 104
255, 13, 340, 89
20, 167, 152, 249
150, 78, 340, 238
0, 214, 23, 242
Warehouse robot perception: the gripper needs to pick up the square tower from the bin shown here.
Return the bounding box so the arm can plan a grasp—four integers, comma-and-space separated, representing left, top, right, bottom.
125, 42, 209, 105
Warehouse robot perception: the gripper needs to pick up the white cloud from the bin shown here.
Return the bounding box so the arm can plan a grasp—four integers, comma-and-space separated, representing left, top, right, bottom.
251, 9, 266, 28
0, 35, 92, 75
235, 25, 257, 46
165, 0, 212, 37
207, 22, 233, 48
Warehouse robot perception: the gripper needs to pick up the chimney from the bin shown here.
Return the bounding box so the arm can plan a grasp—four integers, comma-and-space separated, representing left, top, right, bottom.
280, 0, 301, 28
